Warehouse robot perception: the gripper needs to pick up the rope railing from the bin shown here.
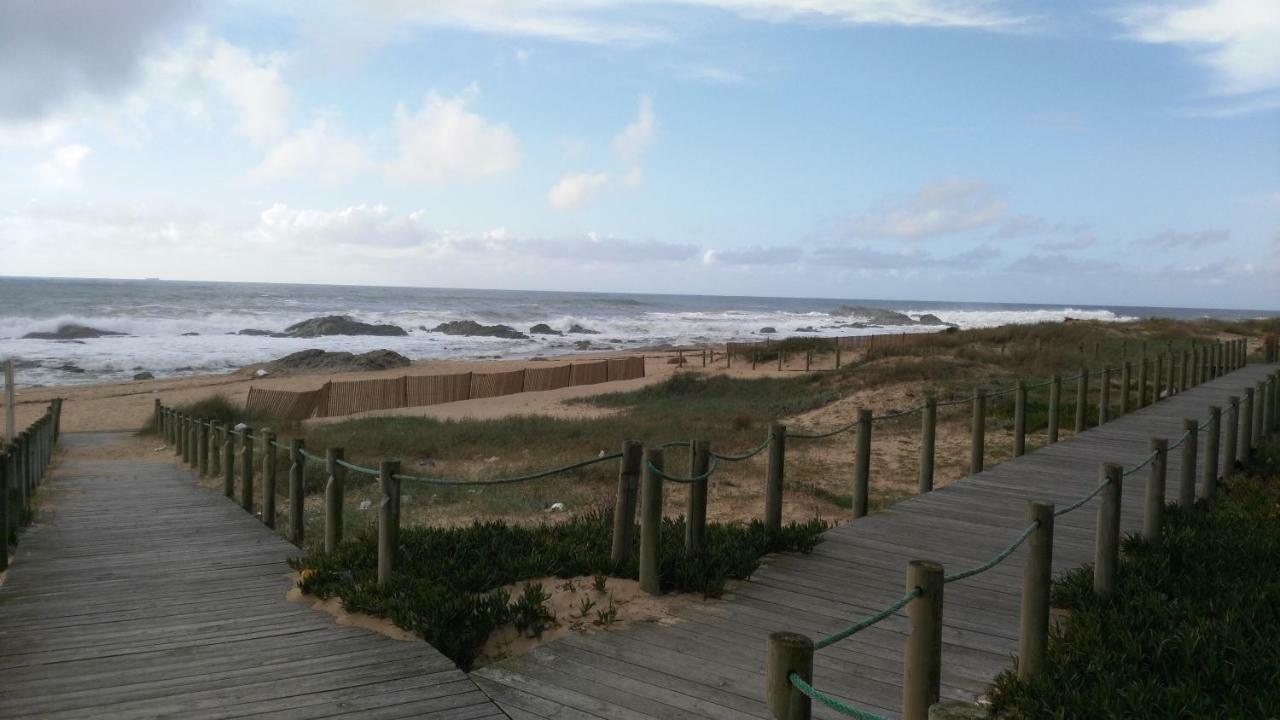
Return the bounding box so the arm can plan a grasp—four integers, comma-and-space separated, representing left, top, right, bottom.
943, 521, 1039, 584
336, 458, 379, 476
644, 456, 719, 484
787, 420, 861, 440
788, 674, 887, 720
1167, 428, 1193, 451
710, 436, 772, 462
1121, 449, 1161, 477
1054, 476, 1112, 517
393, 452, 622, 486
813, 587, 921, 650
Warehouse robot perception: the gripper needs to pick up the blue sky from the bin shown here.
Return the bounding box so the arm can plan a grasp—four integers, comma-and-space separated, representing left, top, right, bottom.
1, 0, 1277, 309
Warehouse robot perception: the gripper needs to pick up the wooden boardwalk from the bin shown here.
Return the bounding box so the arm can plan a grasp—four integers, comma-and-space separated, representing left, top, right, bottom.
474, 364, 1278, 720
0, 433, 507, 720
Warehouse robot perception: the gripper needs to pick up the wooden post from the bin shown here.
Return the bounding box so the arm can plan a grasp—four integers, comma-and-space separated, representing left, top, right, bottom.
223, 426, 235, 498
610, 440, 643, 566
777, 350, 783, 371
1252, 381, 1264, 449
1223, 396, 1240, 478
174, 413, 184, 457
639, 447, 663, 595
240, 427, 254, 513
752, 350, 758, 370
1154, 355, 1163, 402
902, 559, 944, 720
853, 409, 873, 518
189, 419, 199, 469
1165, 353, 1175, 398
1144, 438, 1168, 542
325, 447, 345, 553
1178, 419, 1198, 507
766, 632, 813, 720
1202, 406, 1220, 501
289, 438, 304, 545
835, 341, 841, 369
0, 449, 8, 572
1094, 463, 1123, 596
804, 350, 811, 372
765, 422, 786, 533
1192, 347, 1202, 386
1137, 358, 1148, 408
262, 430, 277, 528
1013, 380, 1027, 457
195, 419, 207, 477
1180, 350, 1190, 392
1119, 361, 1131, 415
919, 397, 936, 493
1098, 368, 1111, 425
1265, 374, 1276, 437
377, 459, 400, 585
701, 349, 706, 367
970, 388, 985, 474
1075, 369, 1088, 433
1018, 501, 1055, 680
686, 440, 709, 555
1047, 375, 1061, 444
1239, 388, 1254, 461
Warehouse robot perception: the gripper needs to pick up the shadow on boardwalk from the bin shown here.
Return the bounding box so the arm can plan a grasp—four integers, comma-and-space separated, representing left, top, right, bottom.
473, 364, 1278, 720
0, 433, 507, 720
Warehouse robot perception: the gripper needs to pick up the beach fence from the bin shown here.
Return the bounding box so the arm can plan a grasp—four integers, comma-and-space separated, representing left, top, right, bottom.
242, 356, 646, 421
0, 398, 63, 572
152, 337, 1280, 716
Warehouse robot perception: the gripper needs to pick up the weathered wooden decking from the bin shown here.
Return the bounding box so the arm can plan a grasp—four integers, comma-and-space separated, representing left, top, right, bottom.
475, 364, 1277, 720
0, 433, 507, 720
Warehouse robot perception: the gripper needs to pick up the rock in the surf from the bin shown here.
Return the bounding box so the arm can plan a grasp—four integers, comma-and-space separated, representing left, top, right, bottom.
282, 315, 408, 338
22, 324, 126, 340
431, 320, 528, 340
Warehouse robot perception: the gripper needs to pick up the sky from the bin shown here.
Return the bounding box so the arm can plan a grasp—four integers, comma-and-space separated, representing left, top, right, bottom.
0, 0, 1277, 310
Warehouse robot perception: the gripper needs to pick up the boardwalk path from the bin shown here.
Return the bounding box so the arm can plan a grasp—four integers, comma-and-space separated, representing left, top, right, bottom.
0, 433, 507, 720
475, 364, 1277, 720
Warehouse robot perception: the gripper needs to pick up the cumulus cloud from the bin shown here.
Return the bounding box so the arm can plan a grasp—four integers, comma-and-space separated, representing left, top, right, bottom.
387, 86, 520, 184
704, 245, 803, 265
200, 39, 292, 145
810, 243, 999, 270
251, 116, 373, 183
256, 203, 438, 248
32, 143, 91, 188
611, 95, 656, 168
0, 0, 196, 120
844, 178, 1007, 241
548, 172, 612, 210
1136, 229, 1231, 250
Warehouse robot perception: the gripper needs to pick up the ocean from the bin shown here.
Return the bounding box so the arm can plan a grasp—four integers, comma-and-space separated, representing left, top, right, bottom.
1, 276, 1275, 388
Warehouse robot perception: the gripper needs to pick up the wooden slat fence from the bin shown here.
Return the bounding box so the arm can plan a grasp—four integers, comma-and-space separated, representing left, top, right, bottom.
523, 365, 572, 392
406, 372, 473, 406
471, 370, 527, 399
570, 360, 610, 386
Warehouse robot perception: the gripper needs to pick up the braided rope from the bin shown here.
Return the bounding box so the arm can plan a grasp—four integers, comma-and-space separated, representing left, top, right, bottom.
944, 521, 1039, 584
711, 436, 772, 462
297, 447, 325, 462
645, 456, 719, 484
1054, 477, 1112, 517
813, 587, 921, 650
1167, 429, 1193, 451
336, 458, 380, 476
393, 452, 622, 486
788, 674, 887, 720
1122, 449, 1161, 477
788, 419, 861, 440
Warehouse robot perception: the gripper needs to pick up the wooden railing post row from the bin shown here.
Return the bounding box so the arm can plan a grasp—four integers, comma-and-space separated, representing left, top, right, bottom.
765, 631, 813, 720
262, 429, 277, 528
153, 398, 161, 435
639, 447, 663, 595
1202, 406, 1221, 502
223, 425, 236, 498
1265, 372, 1277, 436
189, 417, 200, 470
1120, 361, 1131, 415
919, 396, 936, 493
1165, 352, 1175, 398
1047, 374, 1061, 444
1018, 500, 1054, 680
853, 409, 873, 518
1137, 357, 1148, 408
289, 438, 304, 545
15, 432, 27, 515
970, 388, 986, 474
1094, 463, 1123, 596
1223, 396, 1240, 480
902, 559, 945, 720
377, 459, 401, 586
1154, 355, 1163, 402
209, 421, 222, 478
1179, 419, 1198, 507
0, 446, 9, 572
197, 419, 209, 477
1098, 367, 1111, 425
240, 426, 255, 512
1144, 438, 1168, 542
686, 439, 709, 555
1013, 380, 1027, 457
610, 440, 643, 566
325, 447, 345, 553
175, 412, 185, 458
1075, 368, 1088, 433
1180, 349, 1190, 391
765, 422, 786, 533
1252, 380, 1265, 449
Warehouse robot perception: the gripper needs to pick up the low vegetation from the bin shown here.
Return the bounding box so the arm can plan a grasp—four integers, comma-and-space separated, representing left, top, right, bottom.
989, 441, 1280, 719
293, 510, 826, 669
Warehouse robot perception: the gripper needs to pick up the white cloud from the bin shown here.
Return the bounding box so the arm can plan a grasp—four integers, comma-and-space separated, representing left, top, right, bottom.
548, 172, 612, 210
201, 39, 292, 145
33, 144, 92, 188
251, 116, 373, 183
1137, 228, 1230, 250
1115, 0, 1280, 101
611, 95, 656, 167
704, 245, 803, 265
256, 203, 438, 248
845, 178, 1007, 240
683, 65, 746, 84
387, 86, 520, 184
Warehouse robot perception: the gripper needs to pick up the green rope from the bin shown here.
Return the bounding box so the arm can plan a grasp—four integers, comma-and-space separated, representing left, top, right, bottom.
1167, 429, 1192, 451
393, 452, 623, 486
813, 587, 921, 650
658, 440, 692, 449
711, 436, 772, 462
1054, 477, 1111, 517
787, 673, 888, 720
788, 419, 861, 439
644, 456, 718, 484
944, 521, 1039, 584
336, 458, 380, 476
298, 447, 325, 462
1122, 449, 1161, 477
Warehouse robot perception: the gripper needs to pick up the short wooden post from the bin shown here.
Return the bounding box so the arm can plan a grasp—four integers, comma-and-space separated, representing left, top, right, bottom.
969, 388, 986, 474
777, 350, 783, 371
902, 559, 945, 720
1094, 463, 1123, 596
1047, 374, 1061, 443
1074, 369, 1088, 433
1239, 388, 1254, 459
1013, 380, 1027, 457
678, 349, 684, 367
325, 447, 345, 553
1265, 374, 1276, 436
377, 459, 401, 585
223, 426, 236, 498
1223, 396, 1240, 478
765, 632, 813, 720
1144, 438, 1167, 542
853, 409, 873, 518
1119, 361, 1131, 415
0, 449, 8, 571
240, 427, 254, 513
1098, 367, 1111, 424
752, 350, 758, 370
1178, 419, 1198, 507
195, 419, 206, 477
289, 438, 305, 544
1252, 381, 1264, 448
174, 413, 184, 457
919, 397, 936, 493
610, 440, 643, 565
1192, 347, 1202, 386
189, 419, 199, 469
1180, 350, 1190, 391
1165, 353, 1175, 398
686, 440, 710, 555
261, 429, 277, 528
765, 422, 786, 533
1018, 501, 1055, 680
1202, 406, 1221, 501
1137, 358, 1149, 408
1154, 355, 1163, 402
701, 349, 706, 367
639, 447, 664, 595
835, 341, 842, 369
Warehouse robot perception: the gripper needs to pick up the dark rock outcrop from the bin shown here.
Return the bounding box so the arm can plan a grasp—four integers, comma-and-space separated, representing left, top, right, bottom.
794, 326, 818, 333
567, 324, 600, 335
56, 363, 86, 373
830, 306, 917, 325
914, 313, 950, 326
431, 320, 528, 340
282, 315, 407, 338
529, 323, 564, 336
759, 326, 777, 334
236, 328, 277, 336
133, 371, 155, 380
23, 324, 125, 340
259, 349, 412, 375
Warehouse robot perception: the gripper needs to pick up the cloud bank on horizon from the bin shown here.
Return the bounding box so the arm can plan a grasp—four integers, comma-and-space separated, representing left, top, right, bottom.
0, 0, 1277, 309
